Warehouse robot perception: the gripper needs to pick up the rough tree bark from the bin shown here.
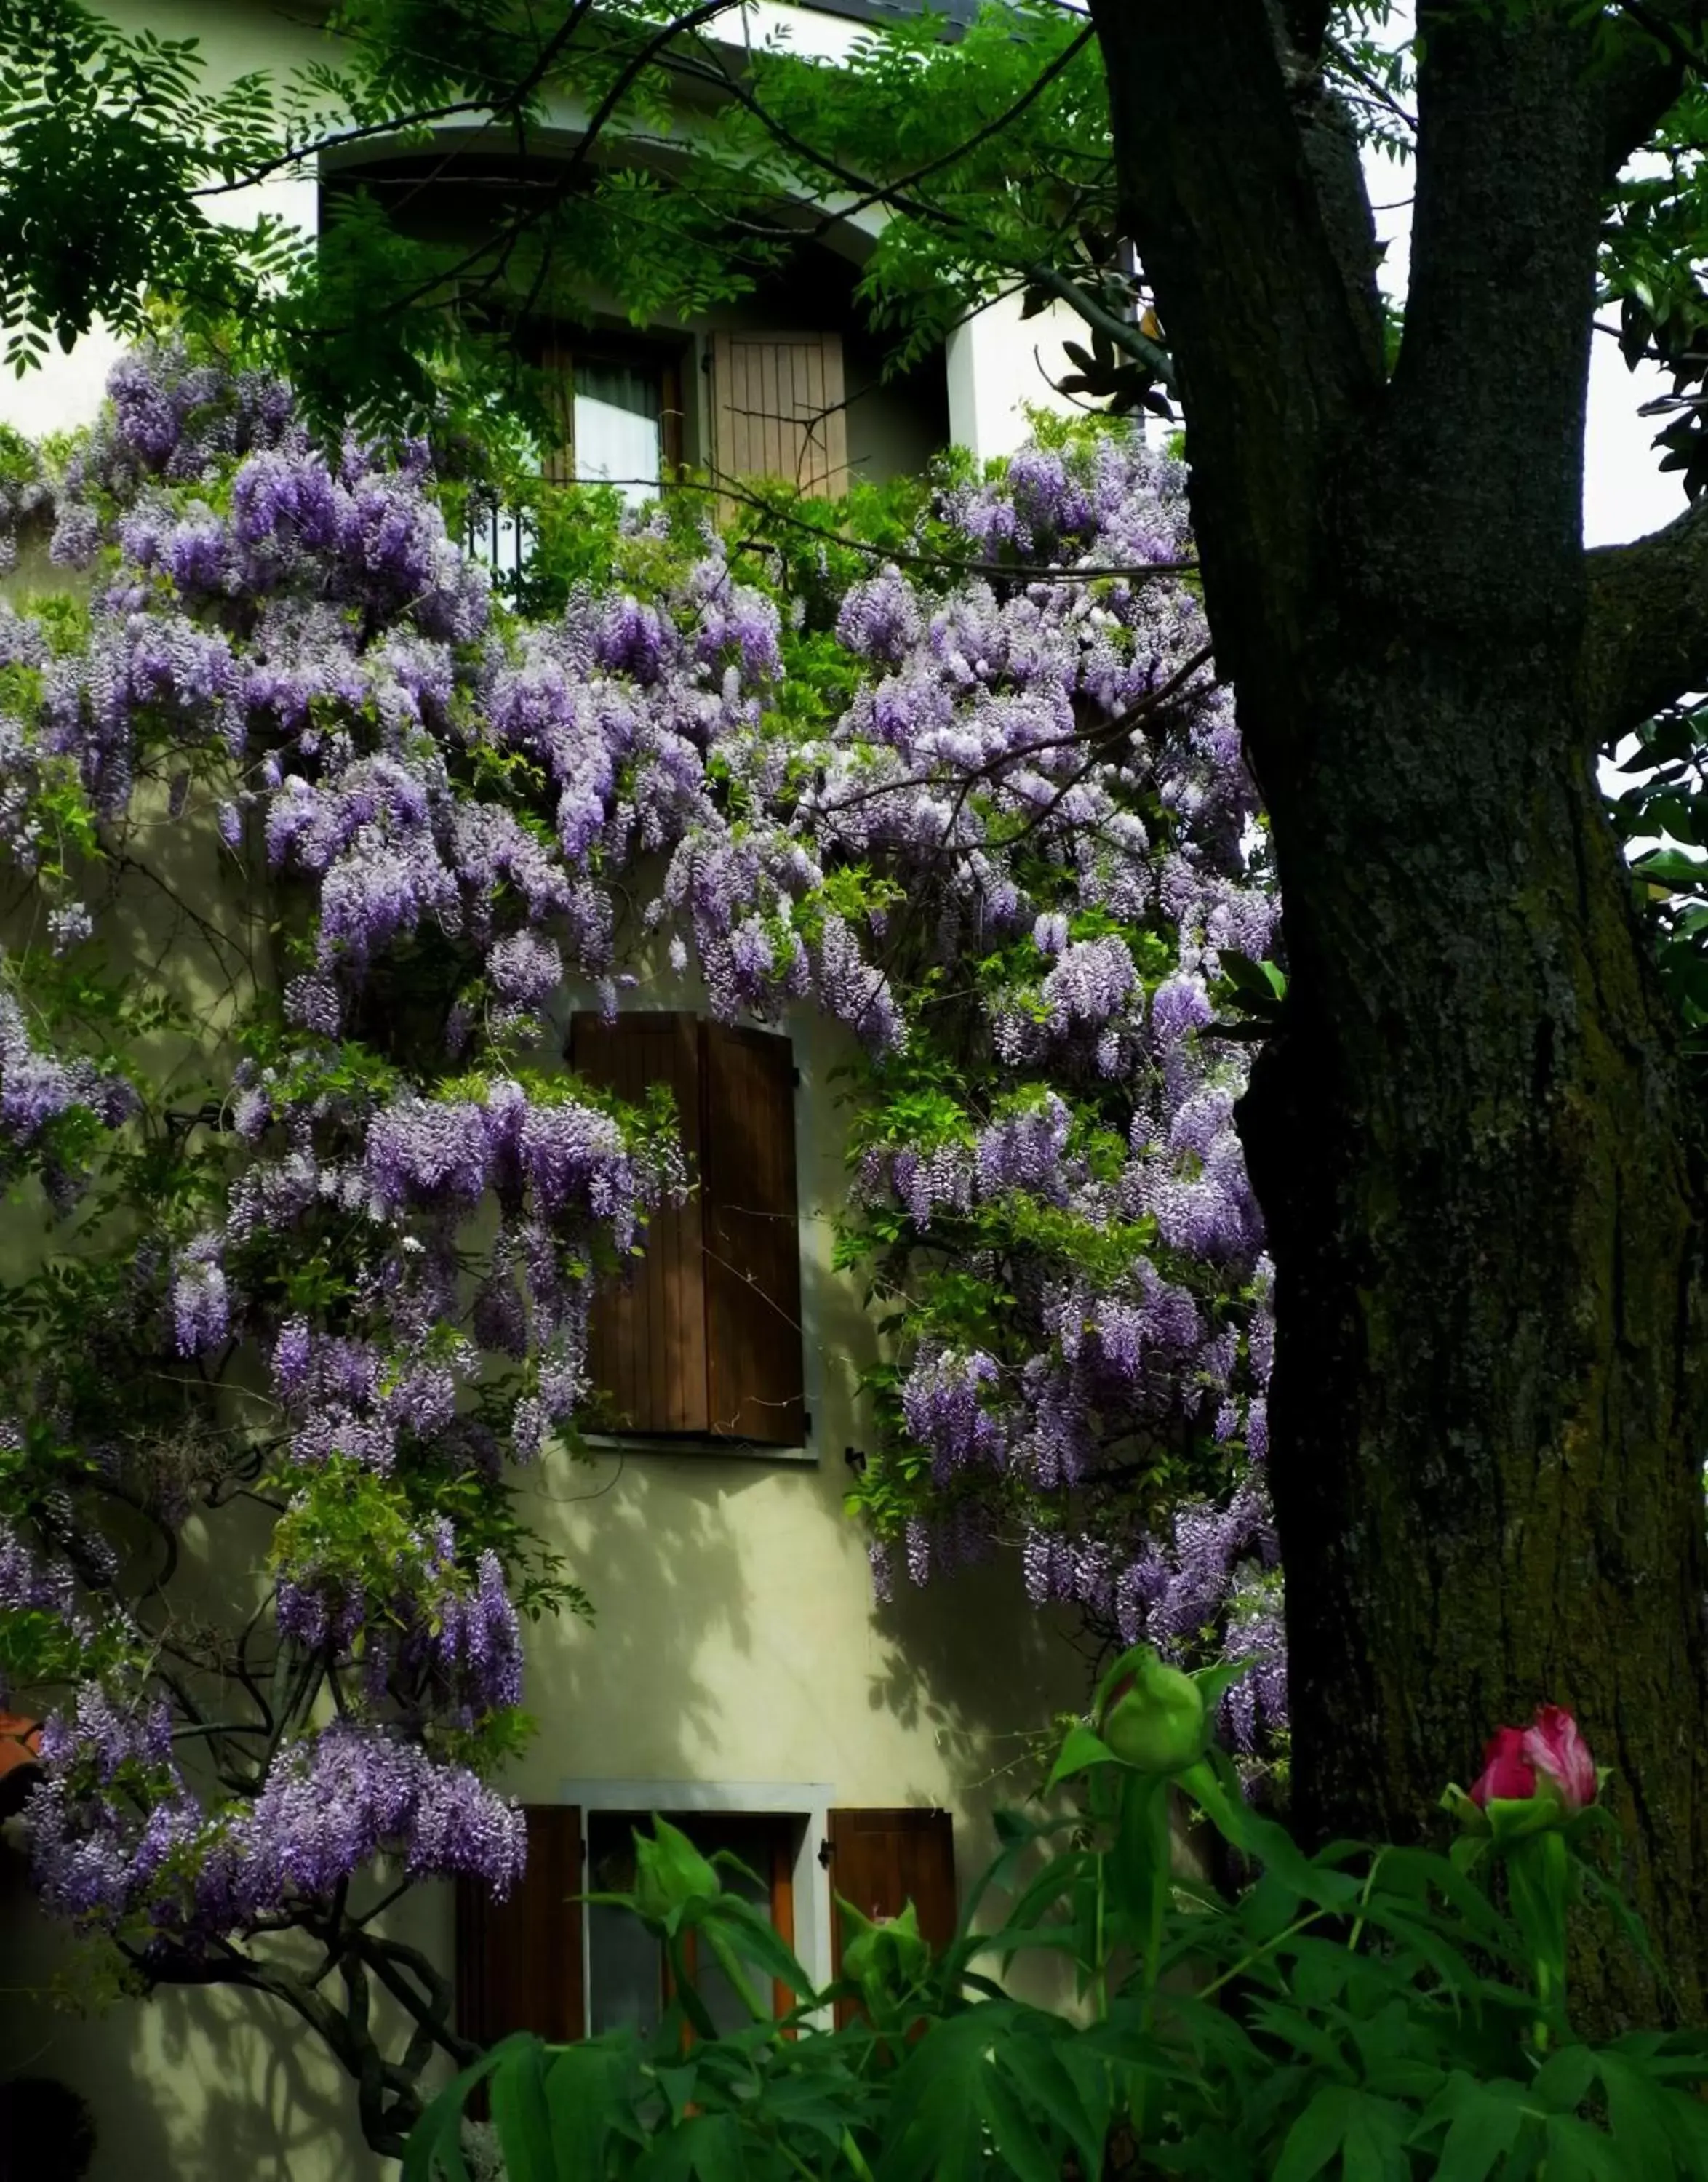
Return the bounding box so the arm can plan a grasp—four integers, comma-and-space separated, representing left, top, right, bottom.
1084, 0, 1708, 2018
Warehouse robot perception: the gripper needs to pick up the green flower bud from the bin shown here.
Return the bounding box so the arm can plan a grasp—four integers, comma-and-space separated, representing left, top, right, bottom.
633, 1815, 720, 1924
839, 1898, 932, 2009
1101, 1650, 1208, 1775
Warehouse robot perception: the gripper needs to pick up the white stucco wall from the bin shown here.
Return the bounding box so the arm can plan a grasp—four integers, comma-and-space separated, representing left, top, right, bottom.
946, 289, 1090, 462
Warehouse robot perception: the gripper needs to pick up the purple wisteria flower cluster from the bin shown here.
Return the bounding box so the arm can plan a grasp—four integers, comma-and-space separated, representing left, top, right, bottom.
275, 1511, 525, 1719
0, 336, 1285, 1978
31, 1698, 524, 1931
0, 979, 139, 1208
807, 444, 1282, 1745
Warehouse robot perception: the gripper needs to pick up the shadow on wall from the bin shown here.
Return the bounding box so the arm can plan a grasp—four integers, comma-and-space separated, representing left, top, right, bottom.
0, 1831, 460, 2182
508, 1438, 1088, 1815
507, 1446, 760, 1789
866, 1554, 1091, 1826
865, 1561, 1093, 2014
0, 1850, 388, 2182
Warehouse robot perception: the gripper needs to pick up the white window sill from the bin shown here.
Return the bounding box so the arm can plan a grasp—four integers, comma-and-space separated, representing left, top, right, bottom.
580, 1432, 815, 1466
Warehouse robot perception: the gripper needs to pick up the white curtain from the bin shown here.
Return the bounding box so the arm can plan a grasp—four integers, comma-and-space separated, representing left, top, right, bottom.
573, 362, 663, 509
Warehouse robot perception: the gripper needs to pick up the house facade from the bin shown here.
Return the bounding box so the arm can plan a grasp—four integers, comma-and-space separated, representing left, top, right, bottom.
0, 5, 1096, 2178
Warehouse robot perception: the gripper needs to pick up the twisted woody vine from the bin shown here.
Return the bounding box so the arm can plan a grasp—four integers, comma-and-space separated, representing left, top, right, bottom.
0, 337, 1278, 2134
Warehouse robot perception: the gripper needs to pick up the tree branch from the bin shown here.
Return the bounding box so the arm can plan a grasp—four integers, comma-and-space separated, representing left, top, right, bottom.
1082, 0, 1382, 694
349, 1929, 476, 2069
1584, 495, 1708, 742
1365, 12, 1613, 642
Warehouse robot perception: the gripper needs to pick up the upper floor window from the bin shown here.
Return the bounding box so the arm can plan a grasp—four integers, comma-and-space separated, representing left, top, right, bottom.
568, 1012, 805, 1448
466, 327, 850, 574
570, 359, 664, 506
539, 340, 685, 509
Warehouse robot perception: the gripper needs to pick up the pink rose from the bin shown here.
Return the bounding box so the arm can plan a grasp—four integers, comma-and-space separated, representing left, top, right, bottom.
1469, 1725, 1536, 1807
1468, 1706, 1596, 1813
1522, 1704, 1597, 1815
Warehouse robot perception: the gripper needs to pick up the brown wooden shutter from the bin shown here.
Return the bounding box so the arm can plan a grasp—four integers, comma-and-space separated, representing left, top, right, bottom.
711, 332, 849, 498
701, 1023, 804, 1445
456, 1802, 585, 2047
824, 1807, 957, 2029
570, 1012, 709, 1434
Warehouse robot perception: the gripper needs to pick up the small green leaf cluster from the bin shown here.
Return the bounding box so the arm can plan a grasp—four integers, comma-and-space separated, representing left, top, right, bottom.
1605, 703, 1708, 1084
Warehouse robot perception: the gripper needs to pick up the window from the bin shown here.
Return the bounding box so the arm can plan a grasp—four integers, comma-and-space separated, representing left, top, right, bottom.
455, 1801, 956, 2045
586, 1812, 801, 2037
567, 1013, 805, 1447
466, 327, 852, 574
540, 343, 685, 511
570, 361, 665, 508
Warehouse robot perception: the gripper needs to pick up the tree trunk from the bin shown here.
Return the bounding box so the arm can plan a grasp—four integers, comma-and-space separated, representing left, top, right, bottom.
1085, 0, 1708, 2019
1237, 608, 1708, 2025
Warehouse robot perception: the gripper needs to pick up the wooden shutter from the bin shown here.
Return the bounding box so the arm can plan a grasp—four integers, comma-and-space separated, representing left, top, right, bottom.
824, 1807, 957, 2029
570, 1012, 709, 1434
456, 1803, 585, 2047
711, 332, 849, 498
701, 1023, 804, 1445
570, 1015, 804, 1446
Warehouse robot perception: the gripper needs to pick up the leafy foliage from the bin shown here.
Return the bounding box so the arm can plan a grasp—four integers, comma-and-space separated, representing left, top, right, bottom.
0, 0, 1697, 494
1605, 702, 1708, 1089
404, 1667, 1708, 2182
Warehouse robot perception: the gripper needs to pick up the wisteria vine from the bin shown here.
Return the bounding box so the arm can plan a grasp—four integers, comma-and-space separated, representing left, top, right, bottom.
0, 337, 1280, 2144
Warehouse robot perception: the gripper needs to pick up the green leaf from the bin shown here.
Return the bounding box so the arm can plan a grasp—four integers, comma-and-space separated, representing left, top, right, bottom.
491, 2038, 558, 2182
994, 2033, 1103, 2180
878, 2010, 1014, 2182
1597, 2053, 1677, 2178
1179, 1757, 1360, 1909
1420, 2074, 1533, 2182
402, 2039, 524, 2182
973, 2058, 1058, 2182
1633, 847, 1708, 895
685, 2114, 747, 2182
1542, 2111, 1630, 2182
635, 1815, 722, 1925
1215, 950, 1288, 1015
1532, 2042, 1600, 2115
544, 2042, 629, 2181
1271, 2085, 1357, 2182
632, 2115, 746, 2182
1340, 2094, 1412, 2182
1045, 1720, 1121, 1789
698, 1893, 817, 2000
